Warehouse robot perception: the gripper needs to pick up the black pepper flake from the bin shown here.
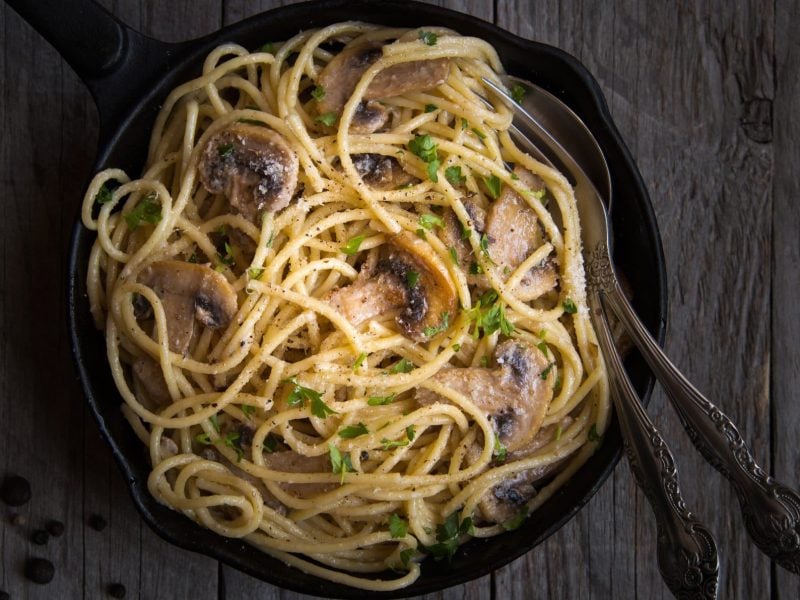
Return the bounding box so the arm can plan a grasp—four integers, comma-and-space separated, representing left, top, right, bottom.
107, 582, 127, 598
46, 520, 65, 537
31, 529, 49, 545
1, 474, 32, 506
25, 557, 55, 584
88, 514, 107, 531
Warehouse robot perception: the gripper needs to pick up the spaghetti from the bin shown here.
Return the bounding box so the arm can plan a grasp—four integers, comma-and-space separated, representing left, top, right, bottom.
81, 22, 609, 591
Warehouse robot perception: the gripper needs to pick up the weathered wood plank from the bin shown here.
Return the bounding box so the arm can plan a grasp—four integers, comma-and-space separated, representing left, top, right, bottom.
0, 5, 93, 598
773, 0, 800, 597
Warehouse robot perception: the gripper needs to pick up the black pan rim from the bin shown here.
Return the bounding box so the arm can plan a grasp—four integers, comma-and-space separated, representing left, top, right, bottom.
67, 1, 667, 597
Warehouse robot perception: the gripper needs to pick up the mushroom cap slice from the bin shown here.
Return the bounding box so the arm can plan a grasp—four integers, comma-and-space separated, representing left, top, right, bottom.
352, 153, 416, 190
317, 40, 450, 121
261, 451, 336, 498
416, 339, 555, 452
325, 230, 456, 342
350, 100, 390, 134
198, 123, 299, 221
138, 260, 238, 354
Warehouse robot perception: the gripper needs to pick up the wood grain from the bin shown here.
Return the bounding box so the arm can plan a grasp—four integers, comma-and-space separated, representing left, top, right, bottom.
1, 0, 798, 599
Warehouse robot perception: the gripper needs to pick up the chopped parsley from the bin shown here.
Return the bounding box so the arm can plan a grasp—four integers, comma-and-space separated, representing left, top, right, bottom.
406, 425, 416, 442
510, 83, 527, 104
367, 393, 396, 406
494, 437, 507, 462
588, 423, 602, 442
408, 134, 439, 163
329, 442, 355, 484
563, 298, 578, 314
419, 213, 444, 230
445, 165, 466, 186
502, 506, 529, 531
536, 341, 549, 357
263, 433, 280, 453
422, 311, 450, 338
452, 343, 461, 352
218, 143, 234, 158
461, 118, 469, 130
339, 422, 369, 439
482, 174, 502, 199
511, 172, 520, 180
209, 414, 221, 433
422, 512, 474, 561
248, 267, 264, 280
466, 289, 515, 338
390, 358, 415, 373
218, 241, 235, 267
416, 228, 427, 240
124, 194, 162, 230
554, 424, 563, 441
426, 159, 440, 182
341, 234, 365, 255
311, 85, 326, 101
469, 261, 483, 275
315, 111, 338, 126
241, 404, 256, 419
448, 246, 459, 264
471, 127, 486, 140
381, 437, 409, 450
222, 431, 244, 461
389, 513, 409, 538
285, 376, 333, 418
418, 30, 438, 45
540, 362, 556, 380
479, 233, 495, 264
94, 183, 114, 205
195, 432, 212, 445
260, 42, 276, 54
400, 548, 416, 569
353, 352, 367, 371
424, 103, 438, 113
406, 270, 420, 288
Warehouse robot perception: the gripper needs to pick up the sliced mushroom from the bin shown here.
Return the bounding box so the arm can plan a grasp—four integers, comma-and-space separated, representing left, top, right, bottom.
132, 355, 172, 406
352, 153, 416, 190
483, 167, 558, 300
478, 417, 575, 524
198, 123, 299, 221
351, 100, 390, 134
326, 230, 457, 342
416, 338, 555, 452
317, 40, 450, 130
439, 198, 486, 270
138, 260, 238, 354
261, 451, 337, 498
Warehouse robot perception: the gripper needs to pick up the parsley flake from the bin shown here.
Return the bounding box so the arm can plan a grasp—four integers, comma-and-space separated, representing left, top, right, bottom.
381, 437, 409, 450
422, 512, 474, 561
424, 103, 438, 113
218, 143, 234, 158
341, 235, 365, 255
339, 422, 369, 439
588, 423, 602, 442
422, 311, 450, 337
445, 165, 466, 186
124, 194, 162, 230
406, 425, 416, 442
353, 352, 367, 371
494, 437, 507, 462
540, 362, 556, 380
367, 393, 396, 406
483, 174, 502, 199
502, 506, 529, 531
390, 358, 415, 373
389, 513, 409, 538
248, 267, 264, 280
406, 270, 420, 288
418, 30, 438, 45
329, 442, 355, 484
316, 111, 338, 127
448, 246, 459, 264
563, 298, 578, 314
419, 213, 444, 230
511, 83, 527, 104
311, 85, 326, 101
95, 183, 114, 205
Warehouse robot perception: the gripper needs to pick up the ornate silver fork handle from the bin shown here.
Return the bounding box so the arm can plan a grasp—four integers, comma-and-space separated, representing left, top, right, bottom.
601, 280, 800, 573
591, 282, 720, 599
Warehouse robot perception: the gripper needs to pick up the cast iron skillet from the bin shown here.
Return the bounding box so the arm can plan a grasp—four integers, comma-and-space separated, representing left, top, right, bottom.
9, 0, 667, 597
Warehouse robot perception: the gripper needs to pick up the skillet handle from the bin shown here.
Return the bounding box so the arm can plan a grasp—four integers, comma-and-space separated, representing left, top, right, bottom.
5, 0, 179, 140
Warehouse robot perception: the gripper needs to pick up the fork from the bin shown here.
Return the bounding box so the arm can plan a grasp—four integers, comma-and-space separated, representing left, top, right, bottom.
485, 75, 800, 590
483, 77, 721, 598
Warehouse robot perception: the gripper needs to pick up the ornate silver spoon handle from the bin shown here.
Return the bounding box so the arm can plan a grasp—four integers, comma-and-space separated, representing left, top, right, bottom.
603, 283, 800, 573
591, 290, 720, 599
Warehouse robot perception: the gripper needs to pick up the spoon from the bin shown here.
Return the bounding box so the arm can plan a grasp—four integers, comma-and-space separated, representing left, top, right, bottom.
484, 76, 720, 598
486, 76, 800, 578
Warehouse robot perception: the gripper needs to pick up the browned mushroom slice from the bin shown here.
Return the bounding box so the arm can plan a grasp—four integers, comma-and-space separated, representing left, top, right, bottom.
478, 418, 574, 524
326, 231, 456, 342
198, 123, 299, 221
317, 41, 450, 121
138, 260, 238, 354
352, 153, 416, 190
261, 451, 336, 498
132, 355, 172, 406
482, 167, 558, 300
416, 339, 555, 452
350, 100, 390, 134
439, 199, 486, 270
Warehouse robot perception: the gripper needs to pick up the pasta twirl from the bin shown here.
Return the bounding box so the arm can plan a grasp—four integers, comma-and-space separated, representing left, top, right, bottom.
81, 22, 608, 591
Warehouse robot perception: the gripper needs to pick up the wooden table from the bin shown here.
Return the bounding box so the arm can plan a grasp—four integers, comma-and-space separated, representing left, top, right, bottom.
1, 0, 798, 598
